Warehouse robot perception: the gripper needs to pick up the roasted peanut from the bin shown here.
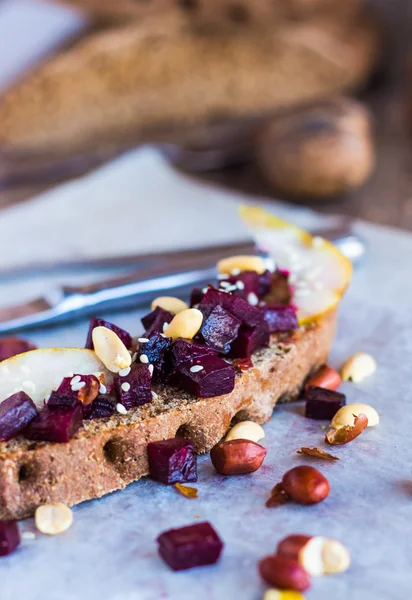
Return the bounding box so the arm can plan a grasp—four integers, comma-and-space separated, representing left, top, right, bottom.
277, 534, 350, 576
331, 403, 379, 428
305, 365, 341, 391
210, 439, 267, 475
259, 554, 311, 592
225, 420, 265, 443
163, 308, 203, 342
35, 503, 73, 535
217, 255, 266, 275
151, 296, 189, 314
281, 466, 330, 505
340, 352, 377, 382
92, 326, 131, 373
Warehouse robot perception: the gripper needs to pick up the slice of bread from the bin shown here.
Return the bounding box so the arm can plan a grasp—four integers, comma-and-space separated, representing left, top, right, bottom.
0, 313, 335, 520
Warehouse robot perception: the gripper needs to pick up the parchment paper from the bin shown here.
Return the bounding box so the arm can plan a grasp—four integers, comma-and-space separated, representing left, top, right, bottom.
0, 149, 410, 600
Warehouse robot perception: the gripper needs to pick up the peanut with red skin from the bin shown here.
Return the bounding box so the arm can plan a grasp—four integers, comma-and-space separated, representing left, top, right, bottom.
282, 466, 330, 505
210, 439, 267, 475
259, 554, 311, 591
305, 364, 341, 391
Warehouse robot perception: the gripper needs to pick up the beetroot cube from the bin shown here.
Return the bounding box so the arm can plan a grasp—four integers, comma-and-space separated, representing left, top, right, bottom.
141, 307, 173, 337
148, 437, 197, 484
0, 521, 20, 557
85, 318, 132, 350
114, 363, 152, 409
200, 305, 241, 353
228, 323, 270, 358
0, 337, 36, 362
157, 521, 223, 571
190, 288, 205, 307
47, 392, 81, 411
175, 355, 235, 398
138, 332, 172, 381
56, 373, 100, 405
261, 305, 298, 333
0, 392, 38, 442
83, 395, 116, 420
25, 404, 83, 443
171, 339, 217, 372
199, 288, 263, 328
305, 386, 346, 420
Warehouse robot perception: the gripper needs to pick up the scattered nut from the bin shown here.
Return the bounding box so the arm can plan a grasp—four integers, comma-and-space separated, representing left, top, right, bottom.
263, 590, 305, 600
35, 503, 73, 535
217, 255, 266, 275
326, 413, 368, 445
340, 352, 377, 382
92, 326, 131, 373
163, 308, 203, 342
259, 554, 311, 592
210, 439, 267, 475
281, 466, 330, 505
225, 420, 265, 443
305, 365, 341, 391
277, 534, 350, 576
151, 296, 189, 315
331, 403, 379, 428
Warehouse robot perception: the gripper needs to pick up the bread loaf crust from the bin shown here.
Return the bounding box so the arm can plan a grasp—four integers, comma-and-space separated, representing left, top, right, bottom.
0, 314, 335, 519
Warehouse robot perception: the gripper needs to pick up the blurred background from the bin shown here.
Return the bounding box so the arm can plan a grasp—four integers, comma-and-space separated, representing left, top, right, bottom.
0, 0, 411, 229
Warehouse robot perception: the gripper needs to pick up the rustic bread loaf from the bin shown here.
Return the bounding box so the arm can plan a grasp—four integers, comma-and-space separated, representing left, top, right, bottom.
0, 10, 379, 157
0, 314, 335, 519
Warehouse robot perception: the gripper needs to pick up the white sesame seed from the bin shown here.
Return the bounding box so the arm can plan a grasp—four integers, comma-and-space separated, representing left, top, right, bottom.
148, 364, 154, 376
160, 333, 166, 338
119, 367, 131, 377
138, 337, 149, 343
231, 268, 241, 276
121, 382, 131, 392
20, 365, 31, 374
71, 381, 86, 392
116, 403, 127, 415
140, 354, 149, 364
219, 281, 231, 289
247, 292, 259, 306
162, 322, 169, 332
190, 365, 204, 373
70, 375, 81, 386
236, 281, 245, 290
132, 352, 138, 362
225, 285, 238, 293
22, 531, 36, 540
99, 384, 107, 394
151, 391, 158, 400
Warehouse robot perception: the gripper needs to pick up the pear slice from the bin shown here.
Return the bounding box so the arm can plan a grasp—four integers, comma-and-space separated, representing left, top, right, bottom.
240, 206, 352, 324
0, 348, 112, 409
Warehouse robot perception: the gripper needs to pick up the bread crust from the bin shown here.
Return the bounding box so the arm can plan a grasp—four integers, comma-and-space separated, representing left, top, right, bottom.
0, 314, 335, 519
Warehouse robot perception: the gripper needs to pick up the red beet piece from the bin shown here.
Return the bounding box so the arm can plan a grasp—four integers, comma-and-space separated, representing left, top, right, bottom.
114, 363, 152, 409
56, 373, 100, 405
175, 354, 235, 398
305, 386, 346, 420
261, 304, 298, 333
171, 339, 217, 372
199, 288, 264, 328
228, 322, 269, 358
200, 305, 241, 353
157, 521, 223, 571
85, 318, 132, 350
25, 404, 83, 443
47, 392, 82, 411
190, 288, 205, 307
141, 307, 173, 337
0, 521, 20, 557
83, 395, 116, 420
221, 270, 272, 301
0, 392, 38, 442
148, 437, 197, 484
138, 332, 172, 381
0, 337, 36, 362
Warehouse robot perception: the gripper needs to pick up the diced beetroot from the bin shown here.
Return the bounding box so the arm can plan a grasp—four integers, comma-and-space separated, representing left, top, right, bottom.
264, 270, 292, 305
175, 354, 235, 398
199, 288, 264, 328
305, 386, 346, 420
0, 521, 20, 557
114, 363, 152, 409
171, 339, 217, 372
190, 288, 205, 307
138, 332, 172, 381
141, 307, 173, 337
56, 374, 100, 405
228, 322, 269, 358
83, 395, 116, 420
25, 404, 83, 443
47, 392, 81, 411
157, 521, 223, 571
0, 392, 38, 442
200, 305, 241, 353
148, 437, 197, 484
85, 318, 132, 350
258, 269, 273, 298
0, 337, 36, 362
261, 305, 298, 333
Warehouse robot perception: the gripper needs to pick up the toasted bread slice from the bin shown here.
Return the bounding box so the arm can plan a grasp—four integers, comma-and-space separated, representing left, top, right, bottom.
0, 314, 335, 520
